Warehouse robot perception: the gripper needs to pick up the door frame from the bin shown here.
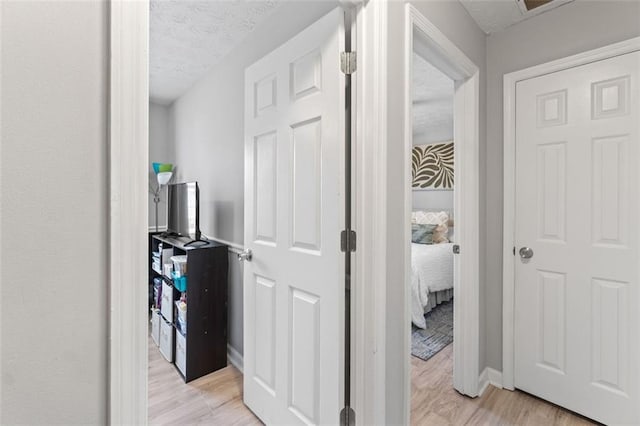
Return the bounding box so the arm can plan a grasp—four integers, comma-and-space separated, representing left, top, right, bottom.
356, 3, 481, 422
109, 0, 149, 424
403, 4, 481, 402
352, 1, 389, 424
501, 36, 640, 391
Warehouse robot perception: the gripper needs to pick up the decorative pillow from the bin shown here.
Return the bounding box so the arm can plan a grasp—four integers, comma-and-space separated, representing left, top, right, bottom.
411, 210, 449, 243
411, 223, 437, 244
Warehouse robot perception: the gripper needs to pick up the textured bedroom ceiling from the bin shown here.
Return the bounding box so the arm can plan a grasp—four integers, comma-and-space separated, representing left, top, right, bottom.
460, 0, 574, 34
150, 0, 281, 104
413, 53, 454, 143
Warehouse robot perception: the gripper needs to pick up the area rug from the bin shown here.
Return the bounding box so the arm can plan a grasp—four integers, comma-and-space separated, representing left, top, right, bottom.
411, 300, 453, 361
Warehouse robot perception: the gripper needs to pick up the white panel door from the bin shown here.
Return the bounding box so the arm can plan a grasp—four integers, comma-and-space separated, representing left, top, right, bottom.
243, 8, 344, 425
515, 51, 640, 425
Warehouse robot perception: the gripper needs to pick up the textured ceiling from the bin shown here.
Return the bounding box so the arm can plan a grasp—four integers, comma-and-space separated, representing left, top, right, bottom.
150, 0, 281, 104
412, 53, 454, 144
460, 0, 575, 34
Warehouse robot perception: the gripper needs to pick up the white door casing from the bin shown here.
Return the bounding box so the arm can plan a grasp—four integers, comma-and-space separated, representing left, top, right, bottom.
243, 8, 345, 425
514, 51, 640, 425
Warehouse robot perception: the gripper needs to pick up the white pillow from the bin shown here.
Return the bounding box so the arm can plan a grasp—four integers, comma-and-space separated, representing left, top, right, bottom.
411, 210, 449, 243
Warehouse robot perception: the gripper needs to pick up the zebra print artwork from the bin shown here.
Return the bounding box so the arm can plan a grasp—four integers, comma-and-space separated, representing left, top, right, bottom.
411, 142, 454, 189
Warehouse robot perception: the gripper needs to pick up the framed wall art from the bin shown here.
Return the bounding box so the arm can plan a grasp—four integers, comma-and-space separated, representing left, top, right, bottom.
411, 141, 454, 190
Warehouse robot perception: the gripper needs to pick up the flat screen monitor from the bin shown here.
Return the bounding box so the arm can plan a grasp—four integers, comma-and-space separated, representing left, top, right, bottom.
167, 182, 200, 241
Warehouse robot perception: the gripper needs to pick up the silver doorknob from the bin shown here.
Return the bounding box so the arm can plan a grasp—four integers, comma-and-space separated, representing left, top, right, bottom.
238, 249, 252, 262
519, 247, 534, 259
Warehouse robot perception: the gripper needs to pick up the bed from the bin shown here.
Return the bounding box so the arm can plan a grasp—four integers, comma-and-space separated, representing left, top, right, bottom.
411, 242, 454, 329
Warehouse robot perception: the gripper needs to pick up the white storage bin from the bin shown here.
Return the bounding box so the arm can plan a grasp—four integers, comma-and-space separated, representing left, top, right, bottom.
175, 330, 186, 376
170, 255, 188, 277
150, 309, 160, 347
163, 263, 173, 278
159, 318, 174, 362
160, 280, 173, 323
161, 247, 173, 276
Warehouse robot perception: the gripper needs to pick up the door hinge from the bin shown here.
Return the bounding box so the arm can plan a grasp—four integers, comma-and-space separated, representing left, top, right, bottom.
452, 244, 460, 254
340, 230, 356, 253
513, 246, 516, 256
340, 52, 357, 74
340, 406, 356, 426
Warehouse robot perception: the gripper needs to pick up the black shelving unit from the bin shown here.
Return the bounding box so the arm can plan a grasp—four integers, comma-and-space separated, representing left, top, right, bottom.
149, 234, 228, 382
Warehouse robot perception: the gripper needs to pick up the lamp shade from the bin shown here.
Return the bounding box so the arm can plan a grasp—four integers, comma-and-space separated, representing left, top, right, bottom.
158, 163, 173, 173
157, 171, 172, 186
152, 162, 173, 174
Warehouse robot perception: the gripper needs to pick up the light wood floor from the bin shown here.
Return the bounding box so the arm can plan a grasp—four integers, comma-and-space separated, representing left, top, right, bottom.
148, 336, 597, 425
148, 335, 261, 425
411, 344, 597, 426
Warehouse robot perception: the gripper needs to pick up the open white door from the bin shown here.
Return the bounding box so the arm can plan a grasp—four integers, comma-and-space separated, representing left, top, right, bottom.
514, 51, 640, 424
243, 8, 345, 425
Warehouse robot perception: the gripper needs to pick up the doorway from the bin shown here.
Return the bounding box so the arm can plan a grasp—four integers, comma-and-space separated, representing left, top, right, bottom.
402, 4, 481, 419
110, 1, 356, 423
409, 38, 457, 399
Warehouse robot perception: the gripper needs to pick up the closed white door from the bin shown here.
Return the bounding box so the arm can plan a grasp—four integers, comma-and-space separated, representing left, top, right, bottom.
514, 51, 640, 424
243, 8, 345, 425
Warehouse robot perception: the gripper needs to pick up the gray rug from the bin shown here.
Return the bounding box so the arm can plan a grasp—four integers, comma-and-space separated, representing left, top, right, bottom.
411, 301, 453, 361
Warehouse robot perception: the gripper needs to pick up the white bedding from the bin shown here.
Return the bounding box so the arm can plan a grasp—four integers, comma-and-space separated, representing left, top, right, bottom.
411, 242, 454, 329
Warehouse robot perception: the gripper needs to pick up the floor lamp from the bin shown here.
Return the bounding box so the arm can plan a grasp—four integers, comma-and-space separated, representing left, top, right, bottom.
151, 163, 173, 232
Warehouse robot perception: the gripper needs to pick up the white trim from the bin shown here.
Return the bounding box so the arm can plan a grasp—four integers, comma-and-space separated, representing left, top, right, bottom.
227, 345, 244, 373
403, 4, 481, 407
502, 36, 640, 391
109, 0, 149, 424
354, 1, 388, 424
478, 367, 503, 397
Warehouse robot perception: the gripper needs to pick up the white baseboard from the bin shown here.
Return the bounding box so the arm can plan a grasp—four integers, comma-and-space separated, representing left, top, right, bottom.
478, 367, 503, 396
227, 344, 244, 373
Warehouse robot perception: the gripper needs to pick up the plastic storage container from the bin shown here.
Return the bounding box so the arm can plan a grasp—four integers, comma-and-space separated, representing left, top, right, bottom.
163, 263, 173, 278
172, 271, 187, 292
170, 255, 188, 277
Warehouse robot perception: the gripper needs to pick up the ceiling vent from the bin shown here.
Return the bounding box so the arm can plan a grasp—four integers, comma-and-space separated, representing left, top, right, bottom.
516, 0, 575, 16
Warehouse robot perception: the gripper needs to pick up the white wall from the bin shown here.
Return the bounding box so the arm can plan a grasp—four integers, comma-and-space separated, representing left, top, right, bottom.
384, 1, 487, 422
169, 1, 338, 355
484, 0, 640, 372
1, 1, 108, 423
149, 101, 174, 229
412, 189, 453, 213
